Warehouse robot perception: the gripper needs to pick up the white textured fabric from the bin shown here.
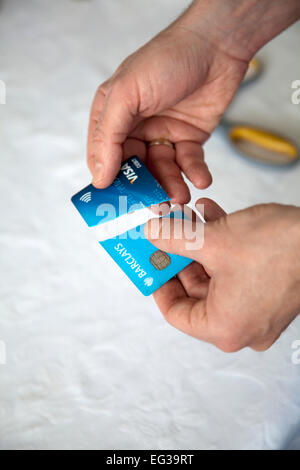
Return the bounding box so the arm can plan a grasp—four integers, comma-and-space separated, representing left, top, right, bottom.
0, 0, 299, 450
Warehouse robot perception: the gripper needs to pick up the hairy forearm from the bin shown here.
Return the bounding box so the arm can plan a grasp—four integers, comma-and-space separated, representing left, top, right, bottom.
178, 0, 300, 61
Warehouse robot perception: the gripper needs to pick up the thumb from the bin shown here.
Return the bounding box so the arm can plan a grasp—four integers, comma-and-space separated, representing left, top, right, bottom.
145, 198, 227, 263
91, 78, 141, 188
145, 216, 208, 263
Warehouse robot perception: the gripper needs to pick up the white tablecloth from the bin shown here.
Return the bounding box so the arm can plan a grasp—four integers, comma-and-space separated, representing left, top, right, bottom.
0, 0, 299, 450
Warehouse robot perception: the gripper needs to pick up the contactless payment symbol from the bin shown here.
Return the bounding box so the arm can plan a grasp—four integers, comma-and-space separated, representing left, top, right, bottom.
71, 156, 192, 296
80, 191, 92, 203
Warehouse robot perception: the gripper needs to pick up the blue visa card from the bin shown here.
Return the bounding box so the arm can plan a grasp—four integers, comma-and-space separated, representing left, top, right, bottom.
71, 156, 192, 296
71, 156, 170, 227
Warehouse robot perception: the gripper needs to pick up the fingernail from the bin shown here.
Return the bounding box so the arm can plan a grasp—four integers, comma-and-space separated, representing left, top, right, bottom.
93, 161, 104, 185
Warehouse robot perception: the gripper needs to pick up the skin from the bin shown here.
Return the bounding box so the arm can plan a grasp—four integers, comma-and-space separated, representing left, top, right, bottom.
87, 6, 249, 202
88, 0, 300, 201
145, 201, 300, 352
87, 0, 300, 350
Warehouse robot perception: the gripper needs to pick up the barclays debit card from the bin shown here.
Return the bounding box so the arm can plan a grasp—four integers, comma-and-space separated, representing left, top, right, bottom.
71, 156, 192, 295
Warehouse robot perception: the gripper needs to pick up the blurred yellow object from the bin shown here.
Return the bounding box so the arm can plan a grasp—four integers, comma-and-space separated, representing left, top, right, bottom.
222, 55, 299, 166
228, 125, 299, 165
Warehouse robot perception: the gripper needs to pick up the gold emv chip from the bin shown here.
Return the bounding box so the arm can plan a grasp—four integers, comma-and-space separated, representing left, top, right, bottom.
150, 250, 171, 271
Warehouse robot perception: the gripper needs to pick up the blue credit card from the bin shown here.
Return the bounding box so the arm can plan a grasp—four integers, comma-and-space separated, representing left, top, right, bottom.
71, 156, 192, 296
100, 211, 192, 296
71, 156, 170, 227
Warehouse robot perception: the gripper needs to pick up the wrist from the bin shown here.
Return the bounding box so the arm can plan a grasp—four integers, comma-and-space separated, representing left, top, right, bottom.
178, 0, 300, 62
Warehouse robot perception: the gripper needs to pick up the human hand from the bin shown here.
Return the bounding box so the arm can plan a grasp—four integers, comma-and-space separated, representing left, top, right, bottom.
87, 7, 250, 203
88, 0, 300, 202
145, 200, 300, 352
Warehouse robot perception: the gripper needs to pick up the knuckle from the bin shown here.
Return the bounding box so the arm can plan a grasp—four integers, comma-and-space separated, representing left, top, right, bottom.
96, 82, 108, 96
216, 338, 243, 353
251, 336, 277, 352
249, 203, 280, 219
115, 53, 135, 76
93, 125, 106, 143
252, 344, 269, 352
110, 76, 127, 94
110, 75, 139, 113
214, 323, 245, 353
